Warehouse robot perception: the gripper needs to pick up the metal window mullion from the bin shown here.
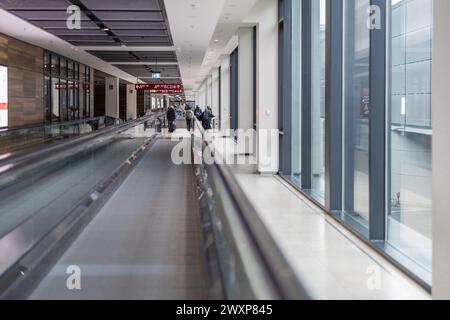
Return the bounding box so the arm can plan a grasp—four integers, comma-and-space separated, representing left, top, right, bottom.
369, 0, 387, 241
325, 0, 344, 211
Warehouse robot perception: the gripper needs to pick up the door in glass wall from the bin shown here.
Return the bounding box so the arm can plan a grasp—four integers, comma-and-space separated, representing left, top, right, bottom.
342, 0, 371, 227
387, 0, 432, 271
310, 0, 327, 201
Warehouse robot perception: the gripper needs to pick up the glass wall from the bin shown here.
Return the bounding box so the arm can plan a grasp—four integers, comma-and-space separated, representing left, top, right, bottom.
286, 0, 326, 204
44, 51, 91, 124
280, 0, 433, 284
342, 0, 371, 227
387, 0, 433, 271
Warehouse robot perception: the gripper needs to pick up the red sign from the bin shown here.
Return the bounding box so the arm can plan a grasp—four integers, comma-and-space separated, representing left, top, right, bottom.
135, 83, 183, 94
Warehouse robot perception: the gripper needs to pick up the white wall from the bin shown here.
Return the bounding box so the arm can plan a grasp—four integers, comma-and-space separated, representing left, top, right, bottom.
244, 0, 279, 173
105, 77, 119, 119
238, 27, 255, 131
198, 83, 206, 109
432, 0, 450, 300
220, 56, 231, 131
126, 84, 137, 120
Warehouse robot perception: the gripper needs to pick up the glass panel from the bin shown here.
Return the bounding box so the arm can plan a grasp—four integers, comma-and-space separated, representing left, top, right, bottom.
60, 57, 67, 78
310, 0, 326, 202
51, 54, 59, 76
60, 79, 68, 121
85, 82, 91, 118
44, 52, 51, 74
68, 60, 74, 79
51, 77, 60, 122
68, 81, 77, 120
387, 0, 433, 271
342, 0, 371, 227
44, 76, 51, 123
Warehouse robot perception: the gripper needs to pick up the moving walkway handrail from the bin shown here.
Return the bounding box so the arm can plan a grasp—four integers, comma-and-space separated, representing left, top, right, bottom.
0, 116, 102, 134
0, 113, 163, 177
194, 119, 310, 300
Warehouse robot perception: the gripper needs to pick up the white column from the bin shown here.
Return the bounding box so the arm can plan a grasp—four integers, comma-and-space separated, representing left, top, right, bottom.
105, 77, 119, 118
212, 68, 220, 128
199, 83, 206, 109
220, 56, 231, 131
126, 84, 137, 120
432, 0, 450, 300
237, 27, 255, 155
244, 0, 279, 173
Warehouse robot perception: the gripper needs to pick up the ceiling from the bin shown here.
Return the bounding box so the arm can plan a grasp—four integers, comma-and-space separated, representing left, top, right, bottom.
0, 0, 182, 87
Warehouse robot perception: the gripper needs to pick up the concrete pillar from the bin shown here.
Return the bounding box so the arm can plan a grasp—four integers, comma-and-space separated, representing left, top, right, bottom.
220, 56, 231, 131
105, 77, 119, 119
432, 0, 450, 300
244, 0, 279, 173
126, 84, 137, 120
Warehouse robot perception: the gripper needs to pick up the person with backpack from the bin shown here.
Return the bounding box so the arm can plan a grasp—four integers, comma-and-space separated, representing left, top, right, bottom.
185, 107, 194, 132
167, 105, 176, 133
194, 105, 203, 121
202, 106, 215, 130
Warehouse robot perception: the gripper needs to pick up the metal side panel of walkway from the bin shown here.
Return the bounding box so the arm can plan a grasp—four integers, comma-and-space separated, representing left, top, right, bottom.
29, 139, 209, 300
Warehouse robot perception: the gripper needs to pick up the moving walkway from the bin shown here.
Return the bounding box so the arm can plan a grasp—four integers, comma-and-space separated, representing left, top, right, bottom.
0, 115, 309, 300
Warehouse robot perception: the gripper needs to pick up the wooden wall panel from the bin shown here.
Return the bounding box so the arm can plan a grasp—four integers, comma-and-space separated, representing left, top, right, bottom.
137, 90, 145, 116
0, 33, 44, 128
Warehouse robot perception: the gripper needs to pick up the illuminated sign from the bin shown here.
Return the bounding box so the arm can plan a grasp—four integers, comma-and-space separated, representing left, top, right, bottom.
0, 66, 8, 128
135, 83, 183, 94
152, 71, 161, 79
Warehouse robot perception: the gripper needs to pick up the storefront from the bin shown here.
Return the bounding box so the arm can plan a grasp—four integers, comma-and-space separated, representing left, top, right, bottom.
43, 51, 92, 123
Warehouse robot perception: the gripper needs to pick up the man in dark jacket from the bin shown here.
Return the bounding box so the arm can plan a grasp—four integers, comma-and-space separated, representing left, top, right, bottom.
202, 107, 215, 130
167, 106, 176, 131
194, 106, 203, 121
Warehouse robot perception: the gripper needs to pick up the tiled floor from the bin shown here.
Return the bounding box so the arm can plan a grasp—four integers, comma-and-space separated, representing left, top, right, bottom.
233, 173, 430, 300
206, 130, 430, 300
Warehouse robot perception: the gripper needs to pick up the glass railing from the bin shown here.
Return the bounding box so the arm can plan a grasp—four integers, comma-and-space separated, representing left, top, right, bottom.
193, 119, 310, 300
0, 117, 125, 155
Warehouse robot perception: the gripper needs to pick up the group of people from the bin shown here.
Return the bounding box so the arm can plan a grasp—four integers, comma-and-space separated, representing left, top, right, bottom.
166, 105, 215, 133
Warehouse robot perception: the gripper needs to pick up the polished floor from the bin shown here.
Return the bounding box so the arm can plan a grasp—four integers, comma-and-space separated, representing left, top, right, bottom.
207, 131, 430, 300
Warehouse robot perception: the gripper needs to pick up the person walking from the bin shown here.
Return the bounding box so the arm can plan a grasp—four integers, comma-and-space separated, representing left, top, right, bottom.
167, 105, 176, 133
185, 107, 194, 132
194, 105, 203, 121
202, 106, 215, 130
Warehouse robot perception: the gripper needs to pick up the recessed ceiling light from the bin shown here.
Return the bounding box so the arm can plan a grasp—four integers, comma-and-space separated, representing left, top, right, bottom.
102, 27, 110, 31
214, 39, 219, 43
